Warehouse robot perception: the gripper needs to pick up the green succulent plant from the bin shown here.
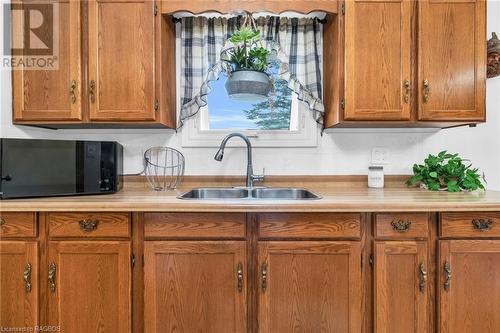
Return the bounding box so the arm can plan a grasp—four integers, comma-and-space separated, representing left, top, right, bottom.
406, 151, 485, 192
223, 27, 270, 72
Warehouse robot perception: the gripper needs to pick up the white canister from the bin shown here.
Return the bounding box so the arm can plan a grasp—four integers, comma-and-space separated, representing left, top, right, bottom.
368, 166, 384, 188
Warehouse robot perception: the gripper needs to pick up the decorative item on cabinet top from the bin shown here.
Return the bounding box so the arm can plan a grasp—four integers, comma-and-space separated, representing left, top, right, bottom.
488, 32, 500, 79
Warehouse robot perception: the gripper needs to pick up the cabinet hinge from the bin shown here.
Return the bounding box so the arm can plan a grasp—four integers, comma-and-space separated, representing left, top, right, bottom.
341, 3, 345, 15
341, 98, 346, 110
154, 98, 159, 112
131, 254, 135, 269
369, 254, 374, 268
153, 3, 158, 16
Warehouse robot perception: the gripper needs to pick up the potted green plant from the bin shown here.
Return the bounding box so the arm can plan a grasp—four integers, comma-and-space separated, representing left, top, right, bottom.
221, 27, 272, 102
406, 151, 485, 192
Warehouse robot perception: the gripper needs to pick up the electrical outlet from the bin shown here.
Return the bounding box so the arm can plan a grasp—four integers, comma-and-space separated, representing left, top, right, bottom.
371, 148, 389, 165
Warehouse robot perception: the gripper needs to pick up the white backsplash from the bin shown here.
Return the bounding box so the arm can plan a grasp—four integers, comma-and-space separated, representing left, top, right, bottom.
1, 0, 499, 190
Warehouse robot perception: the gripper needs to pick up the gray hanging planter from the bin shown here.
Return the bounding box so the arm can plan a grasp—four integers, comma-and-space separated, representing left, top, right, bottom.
225, 69, 272, 102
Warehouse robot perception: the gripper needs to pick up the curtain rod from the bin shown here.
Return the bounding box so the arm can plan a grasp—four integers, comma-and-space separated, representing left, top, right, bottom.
171, 16, 327, 24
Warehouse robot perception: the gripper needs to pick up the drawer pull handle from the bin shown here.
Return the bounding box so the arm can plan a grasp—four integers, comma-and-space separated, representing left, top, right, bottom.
391, 220, 412, 233
0, 218, 5, 227
443, 261, 451, 292
237, 262, 244, 293
79, 219, 100, 232
261, 262, 268, 293
24, 263, 32, 293
419, 262, 427, 293
48, 263, 56, 293
472, 219, 493, 231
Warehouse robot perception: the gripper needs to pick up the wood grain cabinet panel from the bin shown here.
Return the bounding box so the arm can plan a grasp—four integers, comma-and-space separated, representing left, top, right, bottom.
144, 212, 246, 239
47, 241, 131, 333
12, 0, 82, 122
0, 241, 39, 329
418, 0, 486, 121
375, 213, 429, 239
88, 0, 155, 121
0, 212, 36, 238
48, 212, 130, 238
440, 212, 500, 238
259, 213, 361, 239
144, 241, 247, 332
344, 0, 412, 121
375, 241, 429, 333
258, 241, 361, 333
439, 240, 500, 333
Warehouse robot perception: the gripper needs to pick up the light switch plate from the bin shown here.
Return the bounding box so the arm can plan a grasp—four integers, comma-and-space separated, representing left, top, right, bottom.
371, 148, 389, 165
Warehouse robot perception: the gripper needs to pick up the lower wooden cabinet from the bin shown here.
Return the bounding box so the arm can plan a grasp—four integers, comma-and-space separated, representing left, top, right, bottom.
0, 241, 39, 329
47, 241, 131, 333
144, 241, 247, 332
258, 241, 362, 333
439, 240, 500, 333
374, 241, 429, 333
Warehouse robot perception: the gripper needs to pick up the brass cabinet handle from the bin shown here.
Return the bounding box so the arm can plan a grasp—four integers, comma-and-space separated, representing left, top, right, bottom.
237, 262, 244, 293
0, 218, 5, 227
89, 80, 96, 103
24, 263, 32, 293
78, 219, 99, 232
403, 79, 411, 103
443, 261, 451, 292
423, 79, 430, 103
472, 218, 494, 231
391, 220, 412, 233
70, 80, 77, 104
48, 263, 56, 293
261, 262, 268, 293
419, 262, 427, 293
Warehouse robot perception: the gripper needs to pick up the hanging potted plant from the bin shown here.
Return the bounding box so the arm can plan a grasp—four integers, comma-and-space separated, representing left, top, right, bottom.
221, 26, 272, 102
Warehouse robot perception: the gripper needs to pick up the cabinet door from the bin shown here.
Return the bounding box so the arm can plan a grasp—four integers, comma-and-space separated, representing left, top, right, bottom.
144, 241, 247, 333
47, 241, 131, 333
418, 0, 486, 121
258, 241, 361, 333
375, 241, 429, 333
88, 0, 155, 121
12, 0, 82, 121
439, 240, 500, 332
0, 241, 39, 329
344, 0, 412, 121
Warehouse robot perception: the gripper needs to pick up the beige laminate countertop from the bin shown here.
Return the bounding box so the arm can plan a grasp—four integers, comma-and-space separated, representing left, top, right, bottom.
1, 176, 500, 212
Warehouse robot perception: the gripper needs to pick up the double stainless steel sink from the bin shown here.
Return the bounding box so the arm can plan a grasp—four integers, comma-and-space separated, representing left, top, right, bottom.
178, 187, 321, 200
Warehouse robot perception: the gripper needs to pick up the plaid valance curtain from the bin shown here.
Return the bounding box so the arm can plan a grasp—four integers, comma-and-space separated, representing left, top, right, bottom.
179, 16, 324, 128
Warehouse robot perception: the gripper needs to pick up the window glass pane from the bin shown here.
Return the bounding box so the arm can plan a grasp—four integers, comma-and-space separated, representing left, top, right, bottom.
206, 61, 294, 130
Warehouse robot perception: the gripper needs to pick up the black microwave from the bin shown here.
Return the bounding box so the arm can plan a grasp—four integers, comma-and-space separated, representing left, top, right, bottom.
0, 138, 123, 199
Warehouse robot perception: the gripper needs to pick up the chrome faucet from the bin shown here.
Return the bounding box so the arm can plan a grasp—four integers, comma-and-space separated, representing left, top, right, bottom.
214, 133, 264, 188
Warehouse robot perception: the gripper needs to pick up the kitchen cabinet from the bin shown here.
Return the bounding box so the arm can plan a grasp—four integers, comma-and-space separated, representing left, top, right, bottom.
88, 0, 155, 121
374, 241, 429, 333
0, 241, 39, 329
47, 241, 131, 333
439, 240, 500, 333
418, 0, 486, 121
12, 0, 82, 122
344, 0, 412, 121
258, 241, 362, 333
144, 241, 247, 332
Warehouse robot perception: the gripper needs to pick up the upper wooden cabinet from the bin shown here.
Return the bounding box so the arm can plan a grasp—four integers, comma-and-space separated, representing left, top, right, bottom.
344, 0, 412, 121
418, 0, 486, 121
12, 0, 82, 122
88, 0, 155, 121
12, 0, 175, 128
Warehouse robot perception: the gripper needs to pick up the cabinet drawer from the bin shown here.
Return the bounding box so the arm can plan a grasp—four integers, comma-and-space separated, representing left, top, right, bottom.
440, 212, 500, 238
0, 212, 36, 237
144, 213, 246, 239
259, 213, 361, 239
375, 213, 429, 239
48, 213, 130, 238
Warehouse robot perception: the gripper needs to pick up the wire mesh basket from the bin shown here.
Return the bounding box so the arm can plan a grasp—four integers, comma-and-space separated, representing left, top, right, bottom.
144, 147, 185, 191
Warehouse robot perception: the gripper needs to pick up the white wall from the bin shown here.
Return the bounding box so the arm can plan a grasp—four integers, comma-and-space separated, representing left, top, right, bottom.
1, 1, 500, 190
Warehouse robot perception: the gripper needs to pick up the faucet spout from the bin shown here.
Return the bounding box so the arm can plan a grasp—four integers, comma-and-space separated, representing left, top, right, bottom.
214, 133, 264, 188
